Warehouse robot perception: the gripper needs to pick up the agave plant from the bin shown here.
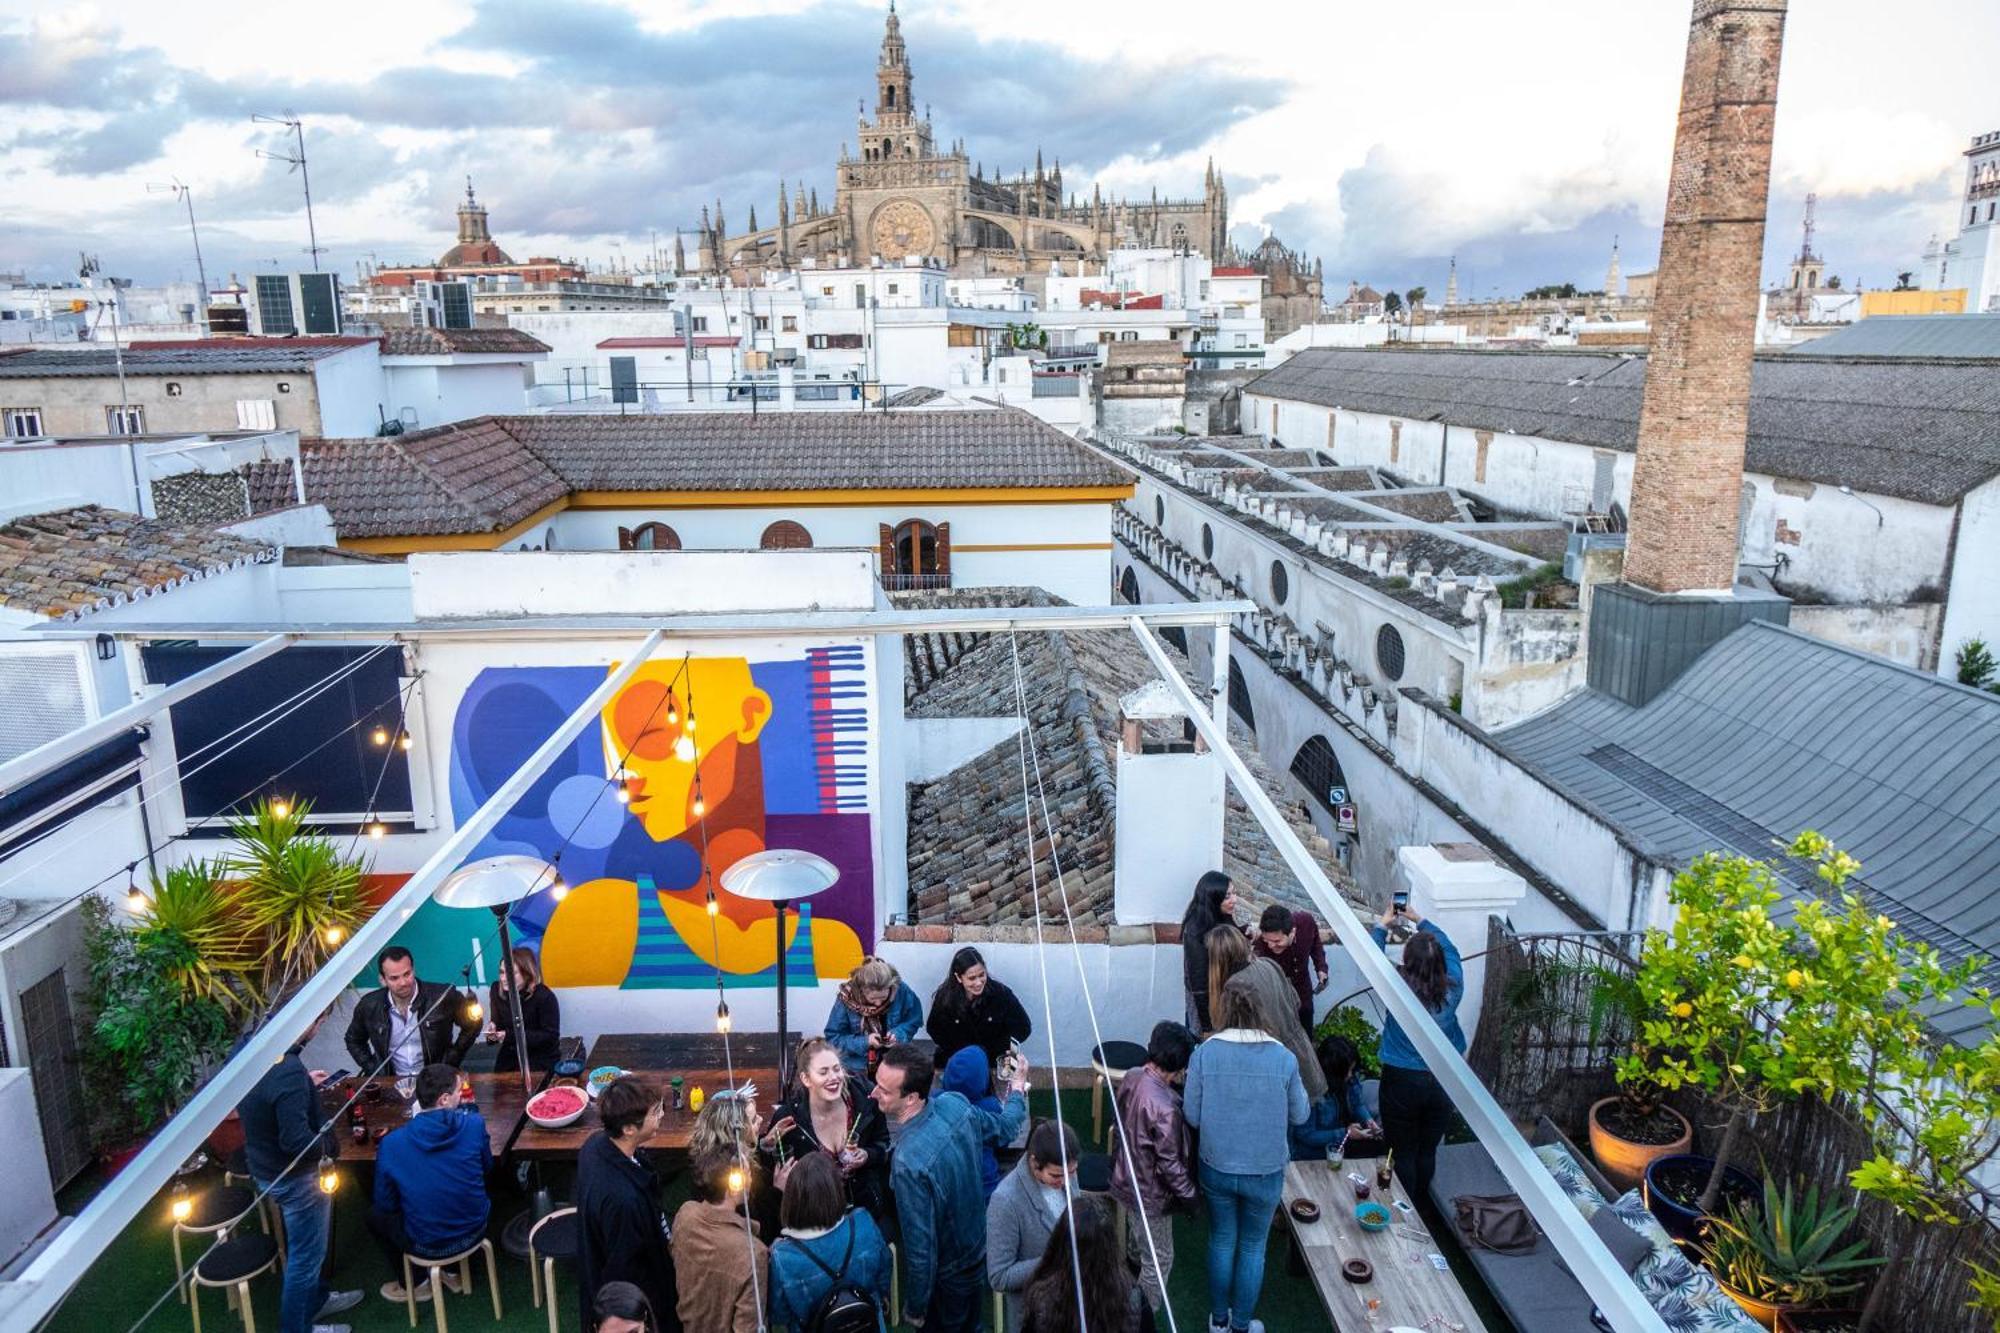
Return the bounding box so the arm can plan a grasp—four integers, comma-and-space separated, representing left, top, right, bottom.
227, 796, 369, 1004
1699, 1177, 1885, 1309
135, 858, 260, 1013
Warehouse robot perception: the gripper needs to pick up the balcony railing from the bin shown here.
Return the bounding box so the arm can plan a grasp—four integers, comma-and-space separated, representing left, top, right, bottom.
882, 571, 952, 592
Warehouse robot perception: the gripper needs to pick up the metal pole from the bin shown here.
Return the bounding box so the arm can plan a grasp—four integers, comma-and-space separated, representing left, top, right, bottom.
2, 629, 667, 1333
296, 120, 321, 272
183, 189, 211, 334
493, 905, 534, 1096
774, 898, 791, 1090
1127, 617, 1669, 1333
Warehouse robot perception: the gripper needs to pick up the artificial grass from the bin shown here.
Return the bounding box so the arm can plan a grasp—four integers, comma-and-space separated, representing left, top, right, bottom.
43, 1088, 1445, 1333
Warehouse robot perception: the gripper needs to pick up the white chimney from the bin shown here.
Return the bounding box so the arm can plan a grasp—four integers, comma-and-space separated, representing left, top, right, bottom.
1113, 679, 1224, 925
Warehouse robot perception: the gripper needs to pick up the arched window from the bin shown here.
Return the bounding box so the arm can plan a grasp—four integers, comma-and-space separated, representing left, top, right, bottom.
882, 518, 950, 590
886, 85, 896, 108
1270, 560, 1289, 605
1376, 624, 1407, 682
1160, 625, 1189, 655
1154, 494, 1165, 525
619, 521, 681, 551
1200, 523, 1214, 560
1288, 736, 1348, 814
1119, 567, 1140, 605
760, 520, 813, 550
1227, 659, 1255, 731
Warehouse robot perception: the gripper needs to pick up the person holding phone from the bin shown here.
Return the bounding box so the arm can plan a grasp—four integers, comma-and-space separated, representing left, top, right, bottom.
758, 1037, 892, 1226
1369, 900, 1465, 1210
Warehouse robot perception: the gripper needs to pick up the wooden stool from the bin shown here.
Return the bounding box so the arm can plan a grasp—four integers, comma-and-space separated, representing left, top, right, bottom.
525, 1208, 578, 1333
221, 1149, 277, 1236
173, 1185, 260, 1303
888, 1242, 899, 1322
188, 1233, 280, 1333
1089, 1041, 1147, 1146
402, 1238, 503, 1333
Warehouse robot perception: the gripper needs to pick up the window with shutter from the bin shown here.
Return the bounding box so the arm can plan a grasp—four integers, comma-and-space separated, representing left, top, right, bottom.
760, 520, 813, 549
236, 399, 277, 431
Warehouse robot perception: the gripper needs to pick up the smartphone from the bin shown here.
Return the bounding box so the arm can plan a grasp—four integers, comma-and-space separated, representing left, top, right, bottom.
1392, 889, 1410, 914
321, 1068, 353, 1086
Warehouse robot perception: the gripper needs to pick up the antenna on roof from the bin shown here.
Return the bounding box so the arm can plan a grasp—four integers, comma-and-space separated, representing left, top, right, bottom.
252, 111, 325, 270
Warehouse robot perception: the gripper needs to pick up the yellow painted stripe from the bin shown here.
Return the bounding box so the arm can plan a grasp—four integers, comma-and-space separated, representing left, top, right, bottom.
342, 496, 568, 554
566, 485, 1133, 509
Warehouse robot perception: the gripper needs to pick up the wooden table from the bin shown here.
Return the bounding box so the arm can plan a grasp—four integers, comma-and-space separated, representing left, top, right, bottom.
1281, 1159, 1491, 1333
326, 1071, 536, 1164
510, 1032, 783, 1159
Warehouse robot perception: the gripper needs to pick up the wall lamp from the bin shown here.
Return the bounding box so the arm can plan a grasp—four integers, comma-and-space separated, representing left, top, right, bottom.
1837, 485, 1884, 527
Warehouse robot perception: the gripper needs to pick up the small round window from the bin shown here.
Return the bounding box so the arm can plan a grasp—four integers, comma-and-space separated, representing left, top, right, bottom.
1201, 524, 1214, 560
1154, 495, 1165, 526
1376, 624, 1406, 682
1270, 560, 1289, 605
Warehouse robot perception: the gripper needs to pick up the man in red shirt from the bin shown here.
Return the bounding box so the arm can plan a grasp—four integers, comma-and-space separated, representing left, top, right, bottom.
1254, 904, 1329, 1028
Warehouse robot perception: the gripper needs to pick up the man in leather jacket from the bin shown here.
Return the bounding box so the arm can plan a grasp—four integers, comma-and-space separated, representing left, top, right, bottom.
344, 946, 480, 1079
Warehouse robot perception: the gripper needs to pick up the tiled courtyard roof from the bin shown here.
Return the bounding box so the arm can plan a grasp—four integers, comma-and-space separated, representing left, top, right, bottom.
379, 327, 550, 357
0, 505, 272, 619
303, 410, 1132, 537
900, 587, 1359, 934
1247, 347, 2000, 506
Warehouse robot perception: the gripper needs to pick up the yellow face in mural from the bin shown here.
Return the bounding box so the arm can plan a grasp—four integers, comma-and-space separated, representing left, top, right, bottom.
602, 657, 773, 844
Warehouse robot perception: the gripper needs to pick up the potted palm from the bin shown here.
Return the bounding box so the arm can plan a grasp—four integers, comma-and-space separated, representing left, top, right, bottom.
1699, 1178, 1882, 1329
228, 796, 368, 1004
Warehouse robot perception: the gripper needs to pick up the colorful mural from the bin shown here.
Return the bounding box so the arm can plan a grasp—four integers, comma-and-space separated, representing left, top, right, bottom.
444, 645, 874, 989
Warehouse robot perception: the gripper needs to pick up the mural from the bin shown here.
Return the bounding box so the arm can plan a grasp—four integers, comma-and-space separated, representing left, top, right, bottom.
445, 645, 874, 989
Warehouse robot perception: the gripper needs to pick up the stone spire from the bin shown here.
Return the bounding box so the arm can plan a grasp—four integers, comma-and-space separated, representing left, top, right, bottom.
455, 176, 492, 246
1605, 234, 1622, 299
748, 203, 758, 231
714, 198, 725, 239
674, 231, 687, 274
794, 181, 808, 218
1445, 255, 1458, 306
877, 1, 912, 120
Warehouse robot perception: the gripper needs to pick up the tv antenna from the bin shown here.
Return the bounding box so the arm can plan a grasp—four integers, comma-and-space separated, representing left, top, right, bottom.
253, 111, 324, 270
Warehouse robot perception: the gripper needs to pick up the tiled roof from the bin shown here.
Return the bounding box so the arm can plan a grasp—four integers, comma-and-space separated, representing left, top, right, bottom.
0, 505, 272, 619
901, 587, 1358, 931
1497, 621, 2000, 1043
595, 336, 741, 349
301, 419, 566, 538
379, 327, 550, 357
1247, 347, 2000, 506
243, 459, 300, 514
0, 343, 367, 378
302, 411, 1131, 537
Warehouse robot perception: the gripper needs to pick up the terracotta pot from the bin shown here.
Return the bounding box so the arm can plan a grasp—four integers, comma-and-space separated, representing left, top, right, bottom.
98, 1137, 149, 1179
1715, 1277, 1781, 1329
1589, 1096, 1692, 1192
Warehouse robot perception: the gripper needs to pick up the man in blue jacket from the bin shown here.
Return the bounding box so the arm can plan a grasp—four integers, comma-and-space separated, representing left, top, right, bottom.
872, 1043, 1029, 1332
369, 1063, 492, 1303
237, 1017, 362, 1333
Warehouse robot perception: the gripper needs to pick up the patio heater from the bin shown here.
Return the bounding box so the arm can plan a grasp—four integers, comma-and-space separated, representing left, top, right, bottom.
719, 849, 840, 1090
433, 854, 556, 1097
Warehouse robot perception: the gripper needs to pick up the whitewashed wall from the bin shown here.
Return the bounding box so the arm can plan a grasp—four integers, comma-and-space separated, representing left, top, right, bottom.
1941, 476, 2000, 677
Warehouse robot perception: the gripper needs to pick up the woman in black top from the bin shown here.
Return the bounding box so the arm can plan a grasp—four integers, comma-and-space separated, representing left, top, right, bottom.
758, 1037, 893, 1227
1180, 871, 1242, 1032
486, 945, 561, 1074
925, 946, 1032, 1068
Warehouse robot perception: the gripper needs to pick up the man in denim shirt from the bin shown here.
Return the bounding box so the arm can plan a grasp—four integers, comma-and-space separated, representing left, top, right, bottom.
872, 1043, 1029, 1331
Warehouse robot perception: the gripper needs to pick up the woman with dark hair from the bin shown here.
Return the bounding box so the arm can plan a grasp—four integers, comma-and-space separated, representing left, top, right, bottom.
1209, 926, 1327, 1102
1369, 903, 1465, 1207
1290, 1033, 1383, 1160
485, 944, 561, 1074
1017, 1196, 1154, 1333
925, 947, 1032, 1068
1180, 871, 1241, 1031
593, 1281, 659, 1333
760, 1037, 892, 1224
766, 1152, 891, 1332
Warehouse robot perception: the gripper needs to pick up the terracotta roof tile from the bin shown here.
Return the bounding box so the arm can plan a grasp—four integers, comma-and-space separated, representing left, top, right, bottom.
301, 420, 566, 538
379, 327, 550, 357
0, 505, 273, 619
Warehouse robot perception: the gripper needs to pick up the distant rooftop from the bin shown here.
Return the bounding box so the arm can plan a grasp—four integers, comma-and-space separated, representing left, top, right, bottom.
0, 505, 273, 619
1784, 313, 2000, 360
379, 326, 550, 357
0, 342, 370, 378
1248, 346, 2000, 506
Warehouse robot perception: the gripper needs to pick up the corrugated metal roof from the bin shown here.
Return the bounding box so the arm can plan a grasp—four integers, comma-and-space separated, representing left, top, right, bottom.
1246, 347, 2000, 505
1495, 621, 2000, 1041
1785, 313, 2000, 359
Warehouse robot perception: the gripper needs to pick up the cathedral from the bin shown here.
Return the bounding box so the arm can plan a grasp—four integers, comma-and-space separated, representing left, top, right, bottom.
694, 4, 1235, 280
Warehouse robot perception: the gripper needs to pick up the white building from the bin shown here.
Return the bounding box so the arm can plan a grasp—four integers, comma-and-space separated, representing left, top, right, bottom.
1921, 128, 2000, 312
1242, 347, 2000, 675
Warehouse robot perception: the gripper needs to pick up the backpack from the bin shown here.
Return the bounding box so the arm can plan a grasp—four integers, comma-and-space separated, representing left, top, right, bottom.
793, 1217, 882, 1333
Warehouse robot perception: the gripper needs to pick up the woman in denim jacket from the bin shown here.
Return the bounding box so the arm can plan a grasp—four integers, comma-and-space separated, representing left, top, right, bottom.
767, 1153, 891, 1332
1183, 983, 1309, 1333
824, 957, 924, 1082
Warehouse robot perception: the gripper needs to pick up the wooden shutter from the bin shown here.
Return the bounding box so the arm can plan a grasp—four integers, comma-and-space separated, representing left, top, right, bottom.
934, 521, 951, 582
879, 523, 896, 576
617, 526, 635, 551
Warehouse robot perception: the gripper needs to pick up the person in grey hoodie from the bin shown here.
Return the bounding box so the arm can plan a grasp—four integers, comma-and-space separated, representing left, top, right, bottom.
986, 1121, 1079, 1333
1183, 984, 1309, 1333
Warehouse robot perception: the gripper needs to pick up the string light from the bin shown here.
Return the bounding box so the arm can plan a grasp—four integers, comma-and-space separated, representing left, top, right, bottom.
317, 1159, 339, 1195
550, 879, 569, 902
270, 798, 291, 819
674, 734, 697, 763
666, 701, 679, 725
399, 733, 414, 751
706, 893, 719, 917
613, 782, 630, 805
692, 794, 706, 817
715, 1001, 732, 1034
726, 1165, 745, 1194
685, 713, 697, 735
368, 822, 386, 840
169, 1181, 193, 1224
125, 866, 147, 915
370, 725, 389, 747
465, 997, 483, 1023
324, 924, 346, 946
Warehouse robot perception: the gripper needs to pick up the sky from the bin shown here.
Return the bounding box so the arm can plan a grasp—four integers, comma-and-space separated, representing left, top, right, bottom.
1, 0, 1993, 300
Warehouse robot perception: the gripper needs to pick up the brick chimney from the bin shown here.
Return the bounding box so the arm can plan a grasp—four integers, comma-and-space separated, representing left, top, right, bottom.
1622, 0, 1789, 594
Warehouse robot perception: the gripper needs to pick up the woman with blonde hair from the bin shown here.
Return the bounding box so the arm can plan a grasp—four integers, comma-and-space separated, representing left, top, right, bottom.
1206, 925, 1326, 1101
690, 1087, 780, 1238
758, 1037, 892, 1225
824, 957, 923, 1082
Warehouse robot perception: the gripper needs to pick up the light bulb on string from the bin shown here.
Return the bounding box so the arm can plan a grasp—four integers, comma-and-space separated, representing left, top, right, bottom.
684, 713, 696, 735
465, 997, 483, 1024
324, 924, 346, 947
692, 791, 706, 818
399, 733, 414, 751
368, 821, 386, 840
715, 1001, 732, 1034
270, 798, 291, 819
705, 893, 719, 917
726, 1165, 745, 1195
125, 867, 148, 915
317, 1159, 339, 1195
371, 725, 389, 747
673, 733, 696, 763
170, 1181, 193, 1224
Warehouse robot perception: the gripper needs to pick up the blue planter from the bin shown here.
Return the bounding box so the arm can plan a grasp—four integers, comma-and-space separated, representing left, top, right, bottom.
1642, 1152, 1759, 1243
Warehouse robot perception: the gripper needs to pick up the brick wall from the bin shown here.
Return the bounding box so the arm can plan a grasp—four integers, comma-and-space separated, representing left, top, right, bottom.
1623, 0, 1789, 593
